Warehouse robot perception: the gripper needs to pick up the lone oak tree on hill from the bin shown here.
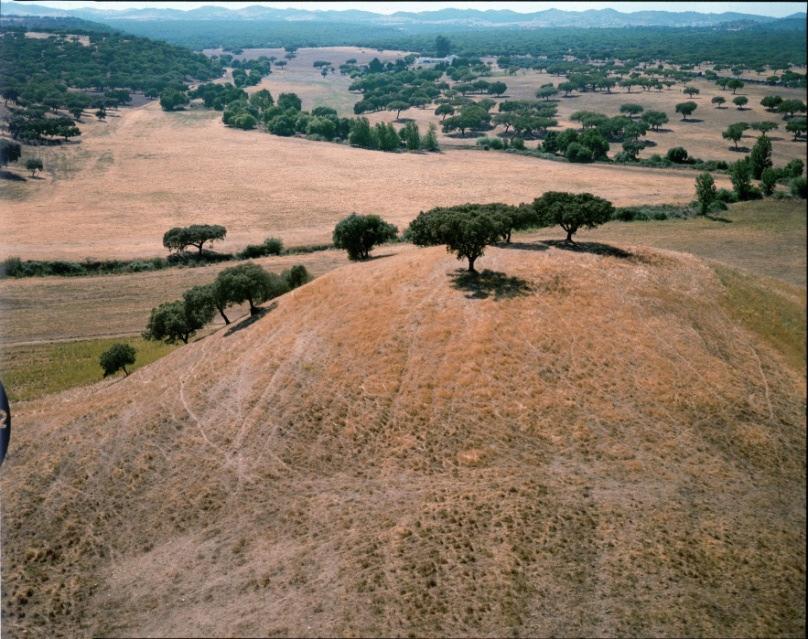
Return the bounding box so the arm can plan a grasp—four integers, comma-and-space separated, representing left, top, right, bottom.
333, 214, 398, 261
407, 206, 507, 273
532, 191, 614, 244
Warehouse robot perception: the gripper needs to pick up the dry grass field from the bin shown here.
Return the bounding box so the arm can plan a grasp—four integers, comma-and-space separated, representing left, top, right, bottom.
0, 99, 724, 261
1, 245, 804, 637
1, 199, 804, 406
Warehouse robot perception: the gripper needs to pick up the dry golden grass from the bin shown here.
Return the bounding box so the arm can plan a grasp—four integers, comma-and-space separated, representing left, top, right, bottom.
1, 199, 802, 351
1, 245, 804, 637
1, 93, 729, 261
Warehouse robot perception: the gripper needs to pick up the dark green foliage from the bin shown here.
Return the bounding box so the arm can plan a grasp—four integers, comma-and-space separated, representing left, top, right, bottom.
695, 172, 717, 214
785, 118, 806, 140
374, 122, 401, 151
277, 92, 302, 111
667, 146, 689, 163
163, 224, 227, 255
532, 191, 614, 243
778, 99, 807, 118
215, 262, 288, 315
435, 35, 451, 58
722, 123, 748, 149
0, 139, 21, 166
282, 264, 311, 289
99, 343, 136, 377
761, 167, 778, 196
715, 187, 738, 204
578, 129, 609, 160
333, 213, 398, 260
749, 135, 773, 180
143, 300, 203, 344
400, 121, 421, 150
641, 110, 668, 131
675, 101, 697, 120
182, 284, 218, 328
791, 176, 807, 199
25, 157, 43, 176
238, 237, 284, 259
421, 123, 440, 151
761, 95, 784, 111
733, 96, 748, 110
729, 158, 758, 201
565, 142, 594, 163
407, 205, 507, 272
784, 158, 804, 178
620, 103, 643, 118
159, 88, 189, 111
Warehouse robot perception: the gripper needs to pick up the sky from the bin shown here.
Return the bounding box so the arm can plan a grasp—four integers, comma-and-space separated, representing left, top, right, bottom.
10, 1, 806, 18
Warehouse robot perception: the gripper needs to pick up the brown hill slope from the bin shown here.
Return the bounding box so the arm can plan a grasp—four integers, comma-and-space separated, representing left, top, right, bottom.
1, 245, 805, 638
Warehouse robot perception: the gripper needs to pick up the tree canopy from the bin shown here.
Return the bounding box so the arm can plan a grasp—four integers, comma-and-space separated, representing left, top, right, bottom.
532, 191, 614, 243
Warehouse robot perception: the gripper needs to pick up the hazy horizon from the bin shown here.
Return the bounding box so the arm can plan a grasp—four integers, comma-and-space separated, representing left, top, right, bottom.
7, 1, 805, 18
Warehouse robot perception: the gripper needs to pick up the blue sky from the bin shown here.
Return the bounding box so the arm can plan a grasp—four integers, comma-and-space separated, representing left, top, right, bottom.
12, 1, 806, 17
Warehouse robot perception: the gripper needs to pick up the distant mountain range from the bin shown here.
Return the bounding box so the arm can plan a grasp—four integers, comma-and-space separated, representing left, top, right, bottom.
3, 2, 805, 29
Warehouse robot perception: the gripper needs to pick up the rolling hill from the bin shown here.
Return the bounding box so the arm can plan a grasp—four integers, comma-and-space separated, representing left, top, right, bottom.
0, 244, 804, 637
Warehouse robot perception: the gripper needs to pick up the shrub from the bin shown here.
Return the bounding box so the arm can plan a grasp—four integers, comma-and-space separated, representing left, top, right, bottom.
240, 236, 284, 259
99, 343, 137, 377
666, 146, 689, 163
715, 188, 738, 203
565, 142, 594, 163
707, 200, 728, 213
282, 264, 311, 289
511, 137, 525, 150
333, 213, 398, 260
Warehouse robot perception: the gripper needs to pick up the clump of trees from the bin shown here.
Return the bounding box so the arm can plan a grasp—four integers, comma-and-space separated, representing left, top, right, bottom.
99, 343, 136, 377
144, 262, 311, 343
333, 214, 398, 261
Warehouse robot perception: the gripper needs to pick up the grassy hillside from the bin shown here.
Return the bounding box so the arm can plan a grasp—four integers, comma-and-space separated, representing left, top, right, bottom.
1, 245, 804, 637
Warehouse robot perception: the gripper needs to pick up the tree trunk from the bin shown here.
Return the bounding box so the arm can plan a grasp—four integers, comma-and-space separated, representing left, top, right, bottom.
123, 366, 129, 376
181, 335, 189, 344
565, 229, 575, 244
467, 256, 477, 273
248, 298, 259, 315
217, 307, 230, 324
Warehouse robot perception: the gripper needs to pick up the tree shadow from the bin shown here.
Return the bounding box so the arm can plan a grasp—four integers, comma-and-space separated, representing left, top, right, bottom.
542, 239, 634, 259
450, 269, 532, 300
0, 171, 26, 181
681, 118, 704, 123
224, 302, 277, 336
498, 241, 549, 253
729, 146, 751, 153
705, 214, 733, 223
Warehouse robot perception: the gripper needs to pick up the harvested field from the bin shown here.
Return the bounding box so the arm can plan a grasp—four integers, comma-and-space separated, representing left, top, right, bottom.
1, 100, 728, 261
